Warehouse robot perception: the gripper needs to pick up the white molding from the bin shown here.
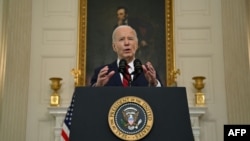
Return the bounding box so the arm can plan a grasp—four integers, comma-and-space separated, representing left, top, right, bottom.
189, 106, 207, 141
48, 107, 68, 141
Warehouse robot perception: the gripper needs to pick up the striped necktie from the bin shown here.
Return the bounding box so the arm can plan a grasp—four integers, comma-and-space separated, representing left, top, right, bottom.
122, 65, 131, 87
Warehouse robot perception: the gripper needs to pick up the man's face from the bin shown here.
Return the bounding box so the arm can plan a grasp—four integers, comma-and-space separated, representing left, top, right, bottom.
117, 9, 127, 21
112, 26, 138, 62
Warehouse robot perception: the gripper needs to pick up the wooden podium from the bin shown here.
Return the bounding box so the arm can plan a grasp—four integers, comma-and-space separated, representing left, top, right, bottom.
69, 87, 194, 141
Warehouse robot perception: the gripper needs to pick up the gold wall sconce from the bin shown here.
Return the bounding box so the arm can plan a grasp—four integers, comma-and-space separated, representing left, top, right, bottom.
49, 77, 62, 106
192, 76, 206, 106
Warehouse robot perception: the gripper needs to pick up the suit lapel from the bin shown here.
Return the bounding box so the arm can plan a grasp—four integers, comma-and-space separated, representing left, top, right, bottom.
107, 61, 123, 86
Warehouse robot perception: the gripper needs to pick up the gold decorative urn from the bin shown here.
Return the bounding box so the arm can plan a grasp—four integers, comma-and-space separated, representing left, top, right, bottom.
192, 76, 206, 106
49, 77, 62, 106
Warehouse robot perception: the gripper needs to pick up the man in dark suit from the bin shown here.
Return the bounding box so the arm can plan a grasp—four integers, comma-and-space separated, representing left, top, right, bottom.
91, 25, 162, 87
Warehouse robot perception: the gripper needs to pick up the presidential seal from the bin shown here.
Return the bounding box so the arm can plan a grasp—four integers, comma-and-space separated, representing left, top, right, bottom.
108, 96, 154, 141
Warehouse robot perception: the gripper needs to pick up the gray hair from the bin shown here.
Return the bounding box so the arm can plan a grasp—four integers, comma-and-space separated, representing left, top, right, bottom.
112, 25, 138, 43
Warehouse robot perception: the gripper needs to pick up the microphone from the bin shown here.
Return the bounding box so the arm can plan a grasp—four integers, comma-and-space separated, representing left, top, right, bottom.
118, 59, 127, 74
132, 59, 142, 82
119, 59, 132, 87
133, 59, 143, 75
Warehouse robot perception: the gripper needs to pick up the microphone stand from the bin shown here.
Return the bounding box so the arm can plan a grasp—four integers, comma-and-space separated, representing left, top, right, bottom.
128, 73, 132, 87
129, 79, 132, 87
124, 72, 132, 87
121, 71, 132, 87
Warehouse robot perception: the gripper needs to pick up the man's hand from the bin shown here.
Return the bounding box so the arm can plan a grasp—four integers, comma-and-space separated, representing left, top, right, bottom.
95, 66, 115, 87
142, 62, 158, 86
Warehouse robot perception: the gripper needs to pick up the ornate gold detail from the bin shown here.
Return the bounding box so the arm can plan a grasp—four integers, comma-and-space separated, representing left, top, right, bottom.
108, 96, 154, 141
169, 69, 181, 86
192, 76, 206, 106
165, 0, 176, 86
71, 69, 81, 86
49, 77, 62, 106
77, 0, 87, 86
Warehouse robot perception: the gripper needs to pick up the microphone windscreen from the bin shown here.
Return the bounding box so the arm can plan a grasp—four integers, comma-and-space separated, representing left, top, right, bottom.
134, 59, 142, 74
118, 59, 127, 73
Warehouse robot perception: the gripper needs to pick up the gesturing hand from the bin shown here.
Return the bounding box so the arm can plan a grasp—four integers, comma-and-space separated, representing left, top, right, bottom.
95, 66, 115, 87
142, 61, 158, 86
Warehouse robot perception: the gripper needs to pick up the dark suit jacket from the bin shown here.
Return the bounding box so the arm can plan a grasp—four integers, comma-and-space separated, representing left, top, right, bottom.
90, 60, 162, 87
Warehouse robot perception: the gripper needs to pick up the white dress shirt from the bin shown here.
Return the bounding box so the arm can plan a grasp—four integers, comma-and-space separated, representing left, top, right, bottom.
117, 59, 161, 87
